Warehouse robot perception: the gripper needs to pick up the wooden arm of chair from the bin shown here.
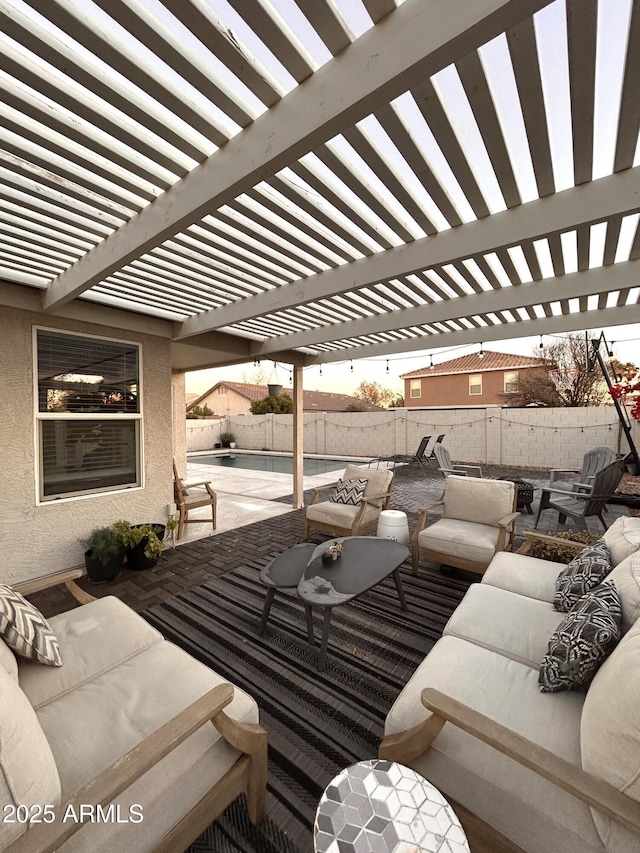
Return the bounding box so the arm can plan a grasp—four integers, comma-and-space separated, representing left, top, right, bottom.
308, 483, 336, 506
418, 689, 640, 837
14, 568, 95, 606
183, 479, 215, 489
517, 531, 588, 556
411, 500, 445, 542
496, 511, 520, 551
6, 684, 260, 853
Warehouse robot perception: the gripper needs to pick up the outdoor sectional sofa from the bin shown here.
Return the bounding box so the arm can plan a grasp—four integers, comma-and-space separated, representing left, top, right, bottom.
381, 516, 640, 853
0, 590, 267, 853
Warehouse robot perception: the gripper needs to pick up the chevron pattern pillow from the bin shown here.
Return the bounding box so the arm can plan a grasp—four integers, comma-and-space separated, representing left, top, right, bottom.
539, 581, 621, 693
0, 586, 62, 667
553, 539, 612, 612
330, 478, 367, 506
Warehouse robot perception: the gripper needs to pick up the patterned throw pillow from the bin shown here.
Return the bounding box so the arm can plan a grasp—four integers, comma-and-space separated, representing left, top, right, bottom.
539, 581, 621, 693
0, 586, 62, 667
553, 539, 612, 612
330, 478, 367, 506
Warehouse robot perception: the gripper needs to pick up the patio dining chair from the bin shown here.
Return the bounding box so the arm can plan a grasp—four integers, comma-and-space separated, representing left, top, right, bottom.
434, 443, 483, 478
173, 460, 217, 540
534, 457, 626, 532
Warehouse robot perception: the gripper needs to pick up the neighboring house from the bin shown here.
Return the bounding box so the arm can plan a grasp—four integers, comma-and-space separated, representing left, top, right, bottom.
187, 382, 384, 415
400, 351, 546, 408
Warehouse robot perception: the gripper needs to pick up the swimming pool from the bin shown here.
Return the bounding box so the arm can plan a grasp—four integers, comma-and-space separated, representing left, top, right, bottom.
190, 452, 363, 475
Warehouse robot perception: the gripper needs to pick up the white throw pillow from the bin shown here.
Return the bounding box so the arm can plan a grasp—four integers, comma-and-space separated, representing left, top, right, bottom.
607, 553, 640, 630
602, 516, 640, 566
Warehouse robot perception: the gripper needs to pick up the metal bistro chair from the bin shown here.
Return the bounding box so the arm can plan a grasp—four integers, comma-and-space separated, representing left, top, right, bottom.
434, 443, 483, 479
534, 457, 626, 532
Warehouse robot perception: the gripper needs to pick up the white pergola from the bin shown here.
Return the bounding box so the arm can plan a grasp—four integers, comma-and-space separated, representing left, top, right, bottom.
2, 0, 639, 499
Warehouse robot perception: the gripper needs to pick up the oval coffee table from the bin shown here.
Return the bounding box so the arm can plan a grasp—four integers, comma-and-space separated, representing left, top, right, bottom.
297, 537, 409, 671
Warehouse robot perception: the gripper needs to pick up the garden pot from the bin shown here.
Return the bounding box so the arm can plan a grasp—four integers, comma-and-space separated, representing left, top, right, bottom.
267, 384, 282, 397
214, 442, 221, 449
321, 552, 339, 565
125, 524, 166, 571
229, 442, 237, 449
84, 549, 124, 584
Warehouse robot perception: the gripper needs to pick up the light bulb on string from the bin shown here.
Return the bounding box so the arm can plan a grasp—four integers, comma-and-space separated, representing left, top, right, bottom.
350, 360, 354, 373
608, 341, 614, 358
539, 335, 544, 350
386, 359, 389, 374
478, 343, 484, 360
429, 354, 434, 369
319, 365, 323, 377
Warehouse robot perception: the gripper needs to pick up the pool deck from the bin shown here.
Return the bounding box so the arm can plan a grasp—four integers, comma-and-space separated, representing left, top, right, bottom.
181, 455, 373, 544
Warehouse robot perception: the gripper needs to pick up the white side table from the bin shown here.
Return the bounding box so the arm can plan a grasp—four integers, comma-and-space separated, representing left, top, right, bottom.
377, 510, 410, 545
314, 759, 469, 853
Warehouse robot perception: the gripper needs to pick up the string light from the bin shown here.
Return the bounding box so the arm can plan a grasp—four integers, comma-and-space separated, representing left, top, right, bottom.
478, 343, 484, 360
319, 365, 323, 377
350, 360, 354, 373
539, 335, 544, 350
608, 342, 614, 358
429, 354, 434, 369
386, 359, 389, 374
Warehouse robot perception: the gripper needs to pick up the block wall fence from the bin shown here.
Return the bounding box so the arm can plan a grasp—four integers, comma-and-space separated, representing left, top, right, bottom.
186, 407, 638, 470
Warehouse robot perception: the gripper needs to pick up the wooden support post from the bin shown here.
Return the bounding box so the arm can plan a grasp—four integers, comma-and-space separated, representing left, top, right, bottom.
293, 365, 304, 509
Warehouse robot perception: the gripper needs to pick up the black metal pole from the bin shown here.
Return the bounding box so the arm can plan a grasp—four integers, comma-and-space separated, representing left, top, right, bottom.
590, 338, 640, 472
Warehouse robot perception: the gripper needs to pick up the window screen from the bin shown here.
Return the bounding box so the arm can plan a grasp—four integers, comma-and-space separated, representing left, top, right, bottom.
35, 329, 142, 501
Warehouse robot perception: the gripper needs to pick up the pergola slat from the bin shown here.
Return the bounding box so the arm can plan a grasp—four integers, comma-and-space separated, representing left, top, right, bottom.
614, 0, 640, 172
294, 0, 353, 55
566, 0, 598, 186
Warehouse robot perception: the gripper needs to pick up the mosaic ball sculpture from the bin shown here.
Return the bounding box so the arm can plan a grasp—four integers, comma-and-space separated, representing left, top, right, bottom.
314, 759, 470, 853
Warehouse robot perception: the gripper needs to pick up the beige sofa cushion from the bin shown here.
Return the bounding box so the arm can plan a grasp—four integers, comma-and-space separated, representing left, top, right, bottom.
306, 500, 380, 529
386, 636, 602, 853
0, 636, 18, 681
602, 516, 640, 566
442, 475, 515, 526
444, 584, 564, 668
607, 553, 640, 631
581, 618, 640, 853
19, 596, 165, 709
0, 666, 61, 849
343, 464, 391, 507
418, 518, 500, 564
482, 551, 563, 603
37, 640, 259, 853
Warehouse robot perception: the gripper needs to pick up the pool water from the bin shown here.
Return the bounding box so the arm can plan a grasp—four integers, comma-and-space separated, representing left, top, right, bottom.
191, 453, 361, 475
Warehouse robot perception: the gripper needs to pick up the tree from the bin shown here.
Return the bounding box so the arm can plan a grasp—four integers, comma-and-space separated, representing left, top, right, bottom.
345, 402, 366, 412
353, 380, 402, 409
250, 393, 294, 414
499, 333, 609, 407
189, 404, 213, 417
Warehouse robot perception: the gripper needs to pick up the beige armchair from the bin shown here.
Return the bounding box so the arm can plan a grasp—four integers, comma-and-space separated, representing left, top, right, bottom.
173, 460, 217, 540
303, 464, 394, 539
412, 475, 518, 575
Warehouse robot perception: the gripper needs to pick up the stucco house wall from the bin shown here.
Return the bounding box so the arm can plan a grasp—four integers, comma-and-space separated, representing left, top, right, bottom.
404, 368, 534, 407
195, 386, 250, 416
1, 306, 175, 585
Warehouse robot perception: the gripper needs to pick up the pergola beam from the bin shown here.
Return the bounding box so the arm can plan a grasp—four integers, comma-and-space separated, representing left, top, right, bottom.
304, 302, 640, 365
176, 168, 640, 340
254, 259, 639, 353
41, 0, 552, 312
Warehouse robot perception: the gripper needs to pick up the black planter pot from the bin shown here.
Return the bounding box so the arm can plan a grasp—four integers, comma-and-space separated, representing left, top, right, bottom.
125, 524, 166, 571
84, 549, 124, 584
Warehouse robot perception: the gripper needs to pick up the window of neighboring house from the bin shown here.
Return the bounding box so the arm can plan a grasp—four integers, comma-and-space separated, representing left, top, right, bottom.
504, 370, 519, 393
34, 328, 142, 503
410, 379, 421, 398
469, 374, 482, 395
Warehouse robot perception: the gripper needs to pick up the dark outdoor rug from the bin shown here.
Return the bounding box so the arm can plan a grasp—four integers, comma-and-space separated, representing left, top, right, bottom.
142, 558, 472, 853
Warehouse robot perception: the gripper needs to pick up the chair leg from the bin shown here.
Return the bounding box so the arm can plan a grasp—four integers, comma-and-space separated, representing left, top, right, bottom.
177, 508, 186, 540
411, 541, 419, 575
211, 501, 216, 530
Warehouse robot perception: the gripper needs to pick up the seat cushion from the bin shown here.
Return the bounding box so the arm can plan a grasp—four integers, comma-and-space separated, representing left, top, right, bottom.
38, 641, 259, 853
306, 499, 379, 529
539, 581, 622, 693
0, 636, 18, 681
581, 617, 640, 853
385, 636, 602, 853
418, 518, 499, 564
607, 553, 640, 631
0, 666, 61, 849
482, 551, 563, 603
602, 516, 640, 566
442, 476, 515, 526
444, 584, 564, 668
19, 597, 165, 709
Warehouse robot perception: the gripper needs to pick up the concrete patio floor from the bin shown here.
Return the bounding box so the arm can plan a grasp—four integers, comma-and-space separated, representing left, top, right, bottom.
30, 459, 630, 619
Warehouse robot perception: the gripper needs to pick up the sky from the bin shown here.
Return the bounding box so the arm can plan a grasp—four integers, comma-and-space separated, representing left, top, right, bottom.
185, 322, 640, 398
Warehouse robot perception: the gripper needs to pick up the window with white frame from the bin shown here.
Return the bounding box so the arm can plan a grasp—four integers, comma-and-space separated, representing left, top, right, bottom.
504, 370, 519, 393
409, 379, 421, 398
35, 328, 142, 502
469, 374, 482, 395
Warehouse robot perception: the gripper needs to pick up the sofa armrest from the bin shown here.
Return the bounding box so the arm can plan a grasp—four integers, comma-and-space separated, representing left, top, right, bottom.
419, 689, 640, 837
14, 569, 95, 606
7, 683, 267, 853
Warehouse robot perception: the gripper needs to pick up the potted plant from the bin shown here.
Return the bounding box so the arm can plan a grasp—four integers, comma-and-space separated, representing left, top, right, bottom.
82, 526, 125, 584
114, 520, 175, 571
219, 431, 236, 449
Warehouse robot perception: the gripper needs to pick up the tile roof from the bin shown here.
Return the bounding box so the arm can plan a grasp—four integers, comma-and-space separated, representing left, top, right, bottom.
188, 382, 384, 412
400, 351, 545, 379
